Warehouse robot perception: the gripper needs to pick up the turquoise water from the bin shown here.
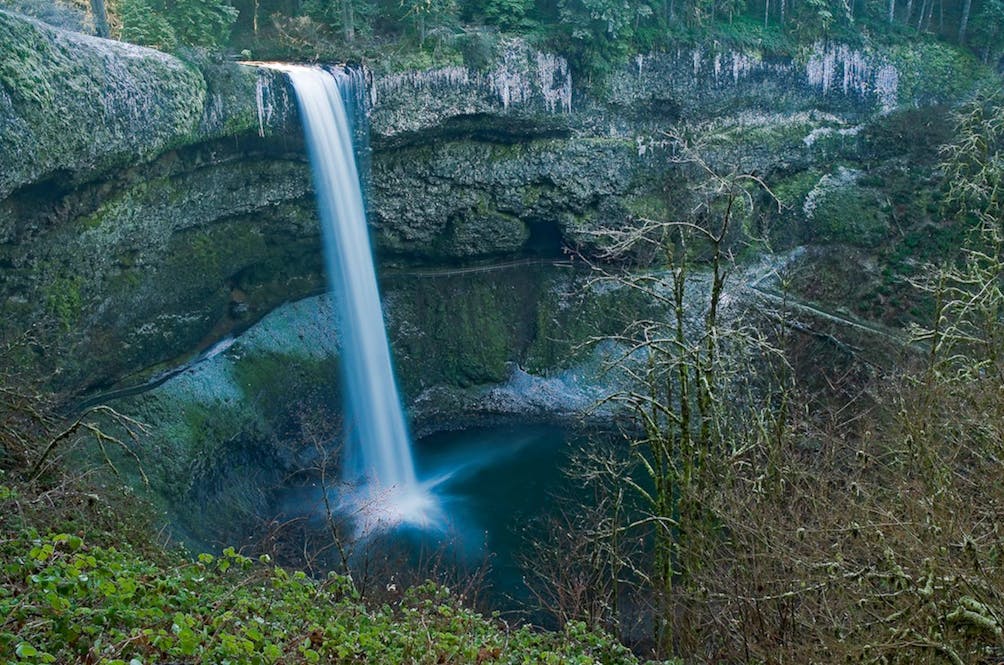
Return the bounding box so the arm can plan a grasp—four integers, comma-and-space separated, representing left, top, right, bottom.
415, 424, 577, 600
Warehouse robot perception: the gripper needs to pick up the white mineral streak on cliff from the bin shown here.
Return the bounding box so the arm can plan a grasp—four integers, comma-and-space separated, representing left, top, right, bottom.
875, 66, 899, 112
374, 39, 571, 114
804, 43, 898, 109
376, 66, 471, 102
255, 75, 272, 137
491, 45, 538, 109
731, 52, 759, 83
842, 49, 867, 94
372, 66, 471, 110
537, 52, 572, 112
634, 44, 898, 111
806, 46, 833, 93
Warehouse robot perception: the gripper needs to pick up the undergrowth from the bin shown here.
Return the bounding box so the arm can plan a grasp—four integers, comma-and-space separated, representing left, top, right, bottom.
0, 521, 641, 664
0, 330, 647, 665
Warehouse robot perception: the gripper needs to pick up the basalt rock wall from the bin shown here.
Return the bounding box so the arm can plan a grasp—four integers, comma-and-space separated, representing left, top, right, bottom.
0, 8, 984, 395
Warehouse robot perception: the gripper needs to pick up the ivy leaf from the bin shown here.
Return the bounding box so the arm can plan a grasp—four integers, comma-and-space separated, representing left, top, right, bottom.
15, 642, 38, 658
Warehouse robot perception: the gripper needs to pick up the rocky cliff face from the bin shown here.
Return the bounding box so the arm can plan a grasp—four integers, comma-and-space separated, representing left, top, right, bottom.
0, 7, 987, 544
0, 8, 981, 394
0, 10, 301, 391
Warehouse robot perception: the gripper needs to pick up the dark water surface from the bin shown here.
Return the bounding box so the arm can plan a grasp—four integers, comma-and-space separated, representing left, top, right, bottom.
415, 424, 578, 601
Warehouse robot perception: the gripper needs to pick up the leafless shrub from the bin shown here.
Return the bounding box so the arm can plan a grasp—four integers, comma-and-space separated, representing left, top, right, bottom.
525, 101, 1004, 663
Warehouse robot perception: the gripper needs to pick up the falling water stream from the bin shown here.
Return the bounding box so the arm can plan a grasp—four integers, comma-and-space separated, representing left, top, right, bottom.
267, 64, 439, 533
254, 65, 621, 596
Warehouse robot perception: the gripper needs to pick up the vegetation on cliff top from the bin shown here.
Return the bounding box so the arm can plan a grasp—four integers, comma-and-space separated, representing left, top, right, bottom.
10, 0, 1001, 82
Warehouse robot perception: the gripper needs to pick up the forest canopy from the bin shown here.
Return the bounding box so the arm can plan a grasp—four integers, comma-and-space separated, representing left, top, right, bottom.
9, 0, 1001, 79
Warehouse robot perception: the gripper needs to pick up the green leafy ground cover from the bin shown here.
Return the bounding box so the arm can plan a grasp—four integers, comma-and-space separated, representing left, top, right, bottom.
0, 527, 643, 664
0, 473, 645, 665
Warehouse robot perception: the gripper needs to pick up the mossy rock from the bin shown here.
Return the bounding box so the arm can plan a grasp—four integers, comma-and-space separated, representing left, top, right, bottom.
0, 10, 206, 198
860, 105, 954, 164
803, 168, 890, 247
888, 40, 985, 107
97, 296, 346, 546
384, 268, 541, 391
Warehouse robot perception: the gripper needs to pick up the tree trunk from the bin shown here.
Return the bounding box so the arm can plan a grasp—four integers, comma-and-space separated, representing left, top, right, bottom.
923, 0, 935, 31
958, 0, 972, 42
343, 0, 355, 41
888, 0, 895, 23
90, 0, 109, 37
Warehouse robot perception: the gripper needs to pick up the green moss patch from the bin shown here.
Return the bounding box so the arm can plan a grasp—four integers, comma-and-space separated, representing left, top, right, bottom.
803, 167, 890, 247
888, 41, 985, 106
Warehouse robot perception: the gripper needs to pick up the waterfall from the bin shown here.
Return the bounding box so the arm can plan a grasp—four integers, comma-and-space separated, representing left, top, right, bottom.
267, 64, 437, 532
